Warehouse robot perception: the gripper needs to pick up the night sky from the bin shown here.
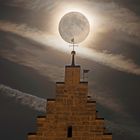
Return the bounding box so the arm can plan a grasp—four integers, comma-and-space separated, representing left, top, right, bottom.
0, 0, 140, 140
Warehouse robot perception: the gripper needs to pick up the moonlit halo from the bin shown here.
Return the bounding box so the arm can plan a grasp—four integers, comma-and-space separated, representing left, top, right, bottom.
44, 3, 101, 55
49, 4, 99, 47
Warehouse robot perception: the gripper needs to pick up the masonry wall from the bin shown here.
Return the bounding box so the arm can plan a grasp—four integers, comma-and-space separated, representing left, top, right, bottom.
28, 65, 112, 140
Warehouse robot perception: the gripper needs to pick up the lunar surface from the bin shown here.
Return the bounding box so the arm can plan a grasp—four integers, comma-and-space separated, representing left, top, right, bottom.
59, 12, 90, 44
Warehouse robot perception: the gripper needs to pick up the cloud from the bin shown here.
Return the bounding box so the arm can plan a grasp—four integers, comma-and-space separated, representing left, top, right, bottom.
0, 49, 64, 82
5, 0, 61, 11
4, 0, 140, 39
0, 84, 46, 112
1, 84, 123, 116
83, 0, 140, 38
78, 47, 140, 75
90, 90, 128, 117
0, 21, 64, 82
0, 21, 140, 76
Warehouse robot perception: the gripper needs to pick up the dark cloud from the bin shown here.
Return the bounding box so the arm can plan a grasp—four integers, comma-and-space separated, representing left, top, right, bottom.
114, 0, 140, 14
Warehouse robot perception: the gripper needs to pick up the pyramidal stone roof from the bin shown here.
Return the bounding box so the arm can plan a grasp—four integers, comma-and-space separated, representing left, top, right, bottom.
27, 59, 112, 140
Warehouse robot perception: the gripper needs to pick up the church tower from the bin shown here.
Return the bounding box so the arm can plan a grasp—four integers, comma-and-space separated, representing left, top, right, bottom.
27, 49, 112, 140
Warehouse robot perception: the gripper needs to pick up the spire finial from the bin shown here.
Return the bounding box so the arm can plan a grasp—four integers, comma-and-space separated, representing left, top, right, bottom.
70, 38, 77, 66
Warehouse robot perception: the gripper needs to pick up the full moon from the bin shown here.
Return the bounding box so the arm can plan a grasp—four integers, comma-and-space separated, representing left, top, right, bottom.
59, 12, 90, 44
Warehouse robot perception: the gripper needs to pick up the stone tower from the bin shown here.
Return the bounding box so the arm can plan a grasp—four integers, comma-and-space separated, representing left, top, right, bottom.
27, 50, 112, 140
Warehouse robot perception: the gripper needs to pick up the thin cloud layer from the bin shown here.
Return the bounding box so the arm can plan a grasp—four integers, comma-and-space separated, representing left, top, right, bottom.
3, 0, 140, 39
78, 47, 140, 75
0, 84, 46, 112
88, 1, 140, 38
0, 21, 140, 76
7, 0, 61, 11
90, 91, 128, 117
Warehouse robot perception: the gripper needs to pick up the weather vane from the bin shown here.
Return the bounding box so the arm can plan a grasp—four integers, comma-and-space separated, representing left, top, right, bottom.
70, 38, 78, 51
69, 37, 78, 66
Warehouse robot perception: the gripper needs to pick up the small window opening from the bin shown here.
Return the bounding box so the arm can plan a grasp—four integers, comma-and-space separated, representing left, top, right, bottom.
67, 126, 72, 138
